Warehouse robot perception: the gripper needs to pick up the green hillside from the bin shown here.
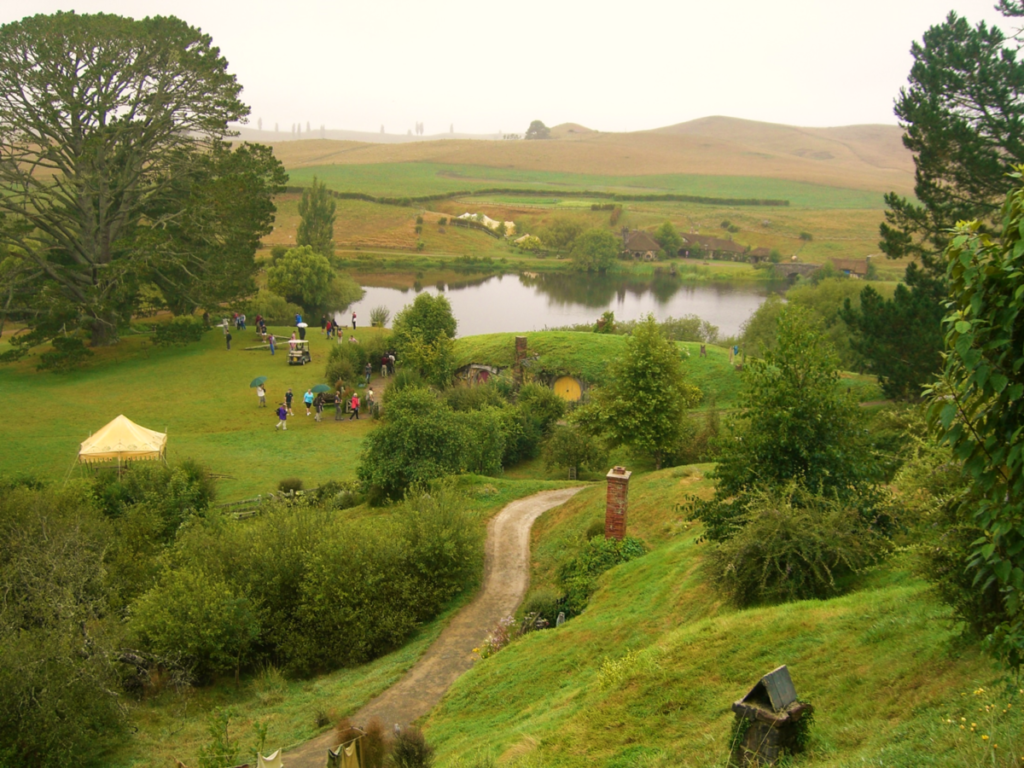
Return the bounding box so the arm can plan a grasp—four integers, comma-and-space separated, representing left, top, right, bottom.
425, 470, 1019, 767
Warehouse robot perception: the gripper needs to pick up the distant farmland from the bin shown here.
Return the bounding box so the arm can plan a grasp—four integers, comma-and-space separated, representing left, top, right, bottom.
285, 163, 888, 210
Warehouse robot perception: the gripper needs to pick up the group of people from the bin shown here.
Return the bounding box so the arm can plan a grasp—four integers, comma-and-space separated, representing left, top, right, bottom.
320, 311, 358, 341
379, 351, 397, 378
272, 386, 372, 430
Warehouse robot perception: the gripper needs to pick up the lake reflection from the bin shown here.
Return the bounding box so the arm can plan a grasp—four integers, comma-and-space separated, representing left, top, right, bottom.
338, 273, 783, 338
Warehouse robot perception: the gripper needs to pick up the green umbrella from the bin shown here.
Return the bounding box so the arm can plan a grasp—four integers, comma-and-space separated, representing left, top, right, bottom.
250, 376, 268, 388
311, 384, 331, 393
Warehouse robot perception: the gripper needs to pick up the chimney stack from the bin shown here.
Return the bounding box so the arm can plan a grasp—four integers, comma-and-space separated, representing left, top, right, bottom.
605, 466, 631, 540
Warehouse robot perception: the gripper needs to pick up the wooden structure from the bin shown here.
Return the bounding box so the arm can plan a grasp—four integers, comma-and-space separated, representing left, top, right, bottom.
730, 666, 812, 766
680, 233, 750, 261
832, 258, 870, 278
552, 376, 583, 402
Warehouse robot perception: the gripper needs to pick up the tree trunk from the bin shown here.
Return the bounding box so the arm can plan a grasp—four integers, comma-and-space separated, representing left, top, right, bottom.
89, 316, 119, 346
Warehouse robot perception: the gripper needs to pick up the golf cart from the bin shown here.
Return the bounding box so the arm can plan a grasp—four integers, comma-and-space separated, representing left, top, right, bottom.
287, 339, 311, 366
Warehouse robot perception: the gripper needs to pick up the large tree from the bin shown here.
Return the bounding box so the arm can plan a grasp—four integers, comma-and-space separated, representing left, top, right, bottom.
570, 228, 619, 272
0, 12, 281, 349
297, 176, 336, 259
575, 315, 700, 470
848, 4, 1024, 397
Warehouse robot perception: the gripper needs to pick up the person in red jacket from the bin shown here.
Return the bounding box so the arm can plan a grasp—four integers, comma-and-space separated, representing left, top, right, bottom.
348, 393, 360, 420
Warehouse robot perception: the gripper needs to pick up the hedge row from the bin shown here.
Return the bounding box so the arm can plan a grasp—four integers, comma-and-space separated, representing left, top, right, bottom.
283, 185, 790, 208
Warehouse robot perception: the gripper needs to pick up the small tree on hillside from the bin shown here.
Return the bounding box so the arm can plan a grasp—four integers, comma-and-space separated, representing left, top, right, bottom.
391, 293, 458, 385
574, 315, 701, 470
525, 120, 551, 140
694, 305, 878, 542
543, 425, 606, 479
297, 176, 336, 259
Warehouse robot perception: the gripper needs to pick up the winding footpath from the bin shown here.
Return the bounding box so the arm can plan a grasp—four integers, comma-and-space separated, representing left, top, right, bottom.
284, 486, 584, 768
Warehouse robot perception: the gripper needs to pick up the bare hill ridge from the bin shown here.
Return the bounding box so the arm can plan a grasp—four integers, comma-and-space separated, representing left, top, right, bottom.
258, 116, 914, 195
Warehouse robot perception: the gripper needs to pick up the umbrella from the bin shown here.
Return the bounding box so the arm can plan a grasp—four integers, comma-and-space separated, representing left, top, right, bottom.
297, 322, 309, 328
311, 384, 331, 393
250, 376, 268, 388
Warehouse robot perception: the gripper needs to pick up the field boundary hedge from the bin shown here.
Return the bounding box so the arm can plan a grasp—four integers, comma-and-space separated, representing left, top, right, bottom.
282, 185, 790, 208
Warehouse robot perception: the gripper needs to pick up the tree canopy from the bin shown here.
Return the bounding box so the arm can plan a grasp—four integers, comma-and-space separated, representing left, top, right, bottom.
574, 315, 700, 469
570, 229, 619, 272
654, 221, 683, 256
525, 120, 551, 140
267, 246, 334, 314
850, 4, 1024, 398
931, 172, 1024, 668
297, 177, 336, 259
0, 12, 285, 350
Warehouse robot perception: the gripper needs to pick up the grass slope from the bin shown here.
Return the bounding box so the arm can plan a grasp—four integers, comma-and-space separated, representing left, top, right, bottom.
425, 470, 1016, 767
453, 332, 879, 408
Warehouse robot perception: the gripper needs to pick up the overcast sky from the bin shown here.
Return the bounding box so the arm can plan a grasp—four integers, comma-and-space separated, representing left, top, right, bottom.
3, 0, 1015, 134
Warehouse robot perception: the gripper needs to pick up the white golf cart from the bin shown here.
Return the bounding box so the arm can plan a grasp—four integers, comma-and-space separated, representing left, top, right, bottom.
287, 339, 311, 366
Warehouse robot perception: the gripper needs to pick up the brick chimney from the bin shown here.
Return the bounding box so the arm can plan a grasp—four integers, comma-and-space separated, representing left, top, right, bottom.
605, 466, 631, 540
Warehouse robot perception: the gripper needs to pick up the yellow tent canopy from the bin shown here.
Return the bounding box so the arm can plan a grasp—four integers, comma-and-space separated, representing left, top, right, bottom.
78, 415, 167, 464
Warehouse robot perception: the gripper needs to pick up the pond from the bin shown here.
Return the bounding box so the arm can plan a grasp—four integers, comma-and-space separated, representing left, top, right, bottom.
336, 272, 784, 339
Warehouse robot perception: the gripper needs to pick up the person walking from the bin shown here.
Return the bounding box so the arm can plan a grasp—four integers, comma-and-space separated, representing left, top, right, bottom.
285, 388, 294, 415
275, 403, 288, 430
366, 387, 375, 416
320, 314, 327, 335
334, 389, 343, 420
381, 354, 389, 379
364, 362, 372, 387
269, 335, 276, 356
351, 311, 357, 330
325, 319, 333, 339
349, 392, 360, 420
313, 392, 324, 423
304, 388, 314, 416
257, 384, 266, 407
699, 343, 706, 358
225, 330, 232, 350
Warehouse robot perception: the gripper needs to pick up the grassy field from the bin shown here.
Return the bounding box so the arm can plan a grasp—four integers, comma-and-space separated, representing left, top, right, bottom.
423, 469, 1019, 767
0, 325, 385, 501
287, 163, 888, 210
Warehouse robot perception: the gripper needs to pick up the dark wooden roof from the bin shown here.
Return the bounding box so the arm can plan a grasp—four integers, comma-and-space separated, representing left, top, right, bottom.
832, 258, 869, 275
681, 234, 748, 253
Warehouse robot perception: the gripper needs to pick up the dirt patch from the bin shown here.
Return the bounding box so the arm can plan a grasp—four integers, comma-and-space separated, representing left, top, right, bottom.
283, 486, 584, 768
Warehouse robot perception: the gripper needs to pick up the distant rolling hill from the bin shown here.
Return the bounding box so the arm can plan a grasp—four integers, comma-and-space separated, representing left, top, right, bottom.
252, 116, 914, 196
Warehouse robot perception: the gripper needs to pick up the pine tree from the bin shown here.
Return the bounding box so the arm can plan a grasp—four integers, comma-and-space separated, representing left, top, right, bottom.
296, 176, 336, 259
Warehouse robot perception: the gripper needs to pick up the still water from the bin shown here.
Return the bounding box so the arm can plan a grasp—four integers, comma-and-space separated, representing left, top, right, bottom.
338, 273, 783, 338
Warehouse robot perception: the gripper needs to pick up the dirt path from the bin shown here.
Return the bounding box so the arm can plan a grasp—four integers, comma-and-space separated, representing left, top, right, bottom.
283, 486, 584, 768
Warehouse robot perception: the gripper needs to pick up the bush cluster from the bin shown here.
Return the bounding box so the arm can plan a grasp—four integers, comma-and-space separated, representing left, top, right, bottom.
557, 536, 646, 616
129, 483, 482, 677
359, 383, 564, 503
152, 317, 209, 346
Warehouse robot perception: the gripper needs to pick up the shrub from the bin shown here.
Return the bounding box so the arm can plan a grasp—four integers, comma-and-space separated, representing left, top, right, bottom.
438, 216, 448, 226
390, 727, 434, 768
416, 239, 425, 251
244, 289, 305, 325
278, 477, 304, 493
362, 717, 390, 768
0, 486, 128, 766
270, 245, 287, 262
517, 383, 565, 433
415, 215, 424, 225
799, 231, 813, 241
520, 586, 562, 627
128, 566, 261, 681
557, 536, 646, 616
153, 317, 208, 346
369, 305, 390, 327
37, 335, 93, 372
702, 485, 890, 606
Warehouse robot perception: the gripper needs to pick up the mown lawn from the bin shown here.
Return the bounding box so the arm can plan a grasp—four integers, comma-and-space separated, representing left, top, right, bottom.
0, 325, 385, 500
